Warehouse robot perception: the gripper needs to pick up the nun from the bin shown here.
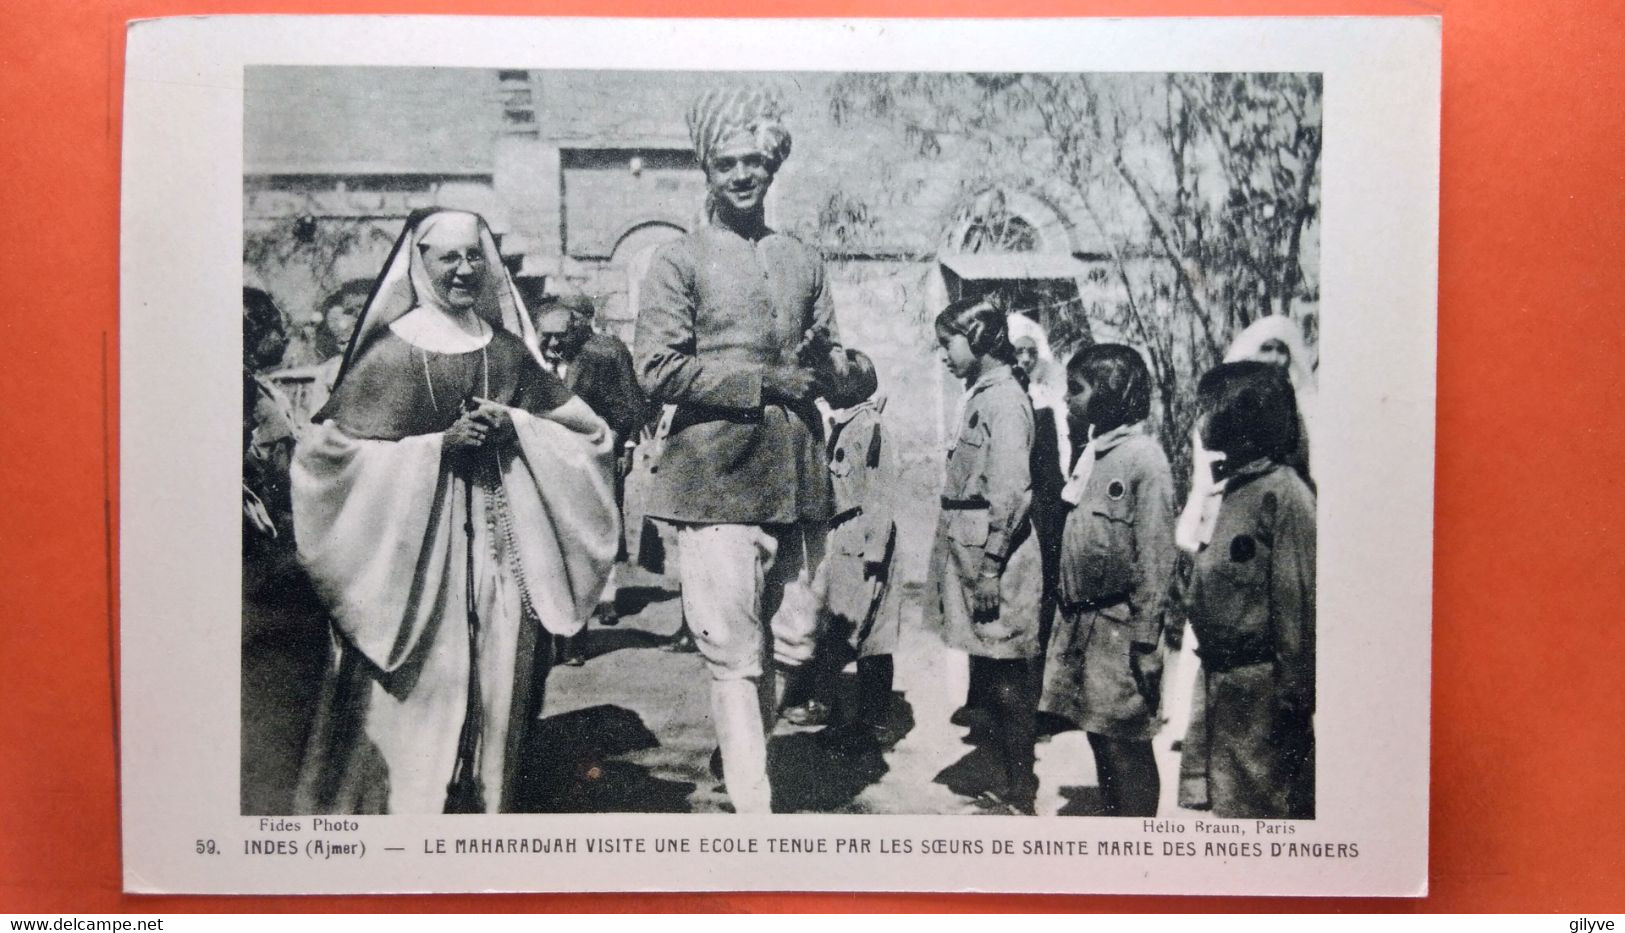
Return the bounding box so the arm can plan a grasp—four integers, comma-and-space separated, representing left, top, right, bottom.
290, 208, 619, 814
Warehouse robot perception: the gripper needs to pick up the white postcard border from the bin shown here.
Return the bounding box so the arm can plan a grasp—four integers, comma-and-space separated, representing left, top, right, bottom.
120, 15, 1439, 896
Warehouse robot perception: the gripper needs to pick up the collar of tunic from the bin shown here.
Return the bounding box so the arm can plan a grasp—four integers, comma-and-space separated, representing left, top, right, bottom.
829, 395, 885, 428
968, 364, 1018, 397
1218, 456, 1283, 490
1090, 421, 1145, 458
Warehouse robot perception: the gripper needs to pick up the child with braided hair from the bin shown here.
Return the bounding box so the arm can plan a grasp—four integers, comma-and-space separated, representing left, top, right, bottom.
928, 297, 1044, 814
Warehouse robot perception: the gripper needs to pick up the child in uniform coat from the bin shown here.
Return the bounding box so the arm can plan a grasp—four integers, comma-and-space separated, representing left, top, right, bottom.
1039, 344, 1176, 817
1181, 361, 1316, 819
785, 349, 902, 748
928, 297, 1044, 815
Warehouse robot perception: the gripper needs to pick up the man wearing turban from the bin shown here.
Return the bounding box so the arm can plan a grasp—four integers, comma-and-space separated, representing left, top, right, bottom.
634, 87, 845, 813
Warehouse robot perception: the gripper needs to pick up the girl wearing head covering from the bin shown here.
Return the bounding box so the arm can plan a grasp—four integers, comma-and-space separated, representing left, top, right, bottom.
1006, 313, 1071, 707
290, 209, 618, 814
927, 297, 1044, 814
1177, 315, 1316, 552
1171, 314, 1315, 810
1221, 314, 1316, 480
1006, 312, 1072, 479
1178, 361, 1317, 819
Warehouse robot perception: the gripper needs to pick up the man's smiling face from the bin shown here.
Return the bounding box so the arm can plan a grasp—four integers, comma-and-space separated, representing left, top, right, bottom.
705, 135, 776, 219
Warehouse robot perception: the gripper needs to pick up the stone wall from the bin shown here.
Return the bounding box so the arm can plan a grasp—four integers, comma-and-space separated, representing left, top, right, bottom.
825, 259, 955, 584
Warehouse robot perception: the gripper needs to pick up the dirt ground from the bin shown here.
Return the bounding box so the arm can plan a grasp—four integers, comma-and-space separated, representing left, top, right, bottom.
243, 560, 1190, 817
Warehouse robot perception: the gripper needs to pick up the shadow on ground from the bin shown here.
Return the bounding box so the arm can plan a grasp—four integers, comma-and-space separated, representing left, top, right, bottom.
515, 703, 695, 813
931, 707, 1010, 802
614, 584, 679, 618
769, 684, 916, 813
933, 744, 1006, 802
1055, 784, 1111, 816
581, 627, 671, 660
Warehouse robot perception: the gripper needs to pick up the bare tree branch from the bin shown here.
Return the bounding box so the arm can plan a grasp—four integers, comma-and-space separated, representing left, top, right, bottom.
1280, 126, 1322, 319
1111, 152, 1221, 360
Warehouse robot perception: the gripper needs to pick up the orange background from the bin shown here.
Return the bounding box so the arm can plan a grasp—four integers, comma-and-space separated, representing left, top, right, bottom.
3, 0, 1622, 914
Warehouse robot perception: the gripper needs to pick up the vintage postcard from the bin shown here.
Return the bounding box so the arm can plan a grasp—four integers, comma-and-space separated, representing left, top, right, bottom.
120, 15, 1439, 895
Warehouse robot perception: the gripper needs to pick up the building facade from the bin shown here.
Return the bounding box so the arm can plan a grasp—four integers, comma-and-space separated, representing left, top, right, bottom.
244, 67, 1138, 581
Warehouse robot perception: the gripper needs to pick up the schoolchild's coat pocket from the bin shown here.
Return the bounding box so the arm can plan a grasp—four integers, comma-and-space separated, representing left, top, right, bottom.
1089, 485, 1135, 525
1215, 530, 1270, 593
829, 442, 855, 479
1074, 494, 1138, 598
946, 507, 990, 549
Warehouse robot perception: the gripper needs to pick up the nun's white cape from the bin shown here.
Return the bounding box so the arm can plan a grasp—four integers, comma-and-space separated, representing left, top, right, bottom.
290, 211, 617, 814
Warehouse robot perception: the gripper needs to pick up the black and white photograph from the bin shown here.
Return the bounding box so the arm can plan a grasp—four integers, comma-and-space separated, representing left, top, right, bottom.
241, 66, 1323, 822
122, 16, 1437, 895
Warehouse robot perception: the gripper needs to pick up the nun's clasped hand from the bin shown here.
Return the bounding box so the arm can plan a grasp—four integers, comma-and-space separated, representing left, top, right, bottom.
471, 399, 516, 448
444, 410, 488, 451
445, 399, 516, 452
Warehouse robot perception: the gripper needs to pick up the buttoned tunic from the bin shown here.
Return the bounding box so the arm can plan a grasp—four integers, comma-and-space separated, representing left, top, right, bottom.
1179, 459, 1316, 819
927, 365, 1043, 660
634, 226, 837, 525
817, 398, 898, 657
1039, 426, 1176, 738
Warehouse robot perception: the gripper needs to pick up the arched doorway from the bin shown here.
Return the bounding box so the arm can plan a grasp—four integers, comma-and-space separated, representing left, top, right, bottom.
938, 187, 1095, 353
605, 221, 686, 343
